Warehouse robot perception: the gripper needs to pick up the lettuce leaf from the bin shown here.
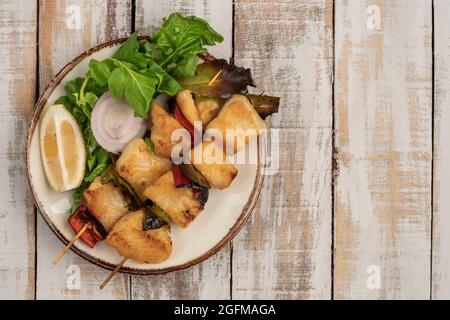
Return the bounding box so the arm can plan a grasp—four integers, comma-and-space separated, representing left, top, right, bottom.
178, 59, 255, 97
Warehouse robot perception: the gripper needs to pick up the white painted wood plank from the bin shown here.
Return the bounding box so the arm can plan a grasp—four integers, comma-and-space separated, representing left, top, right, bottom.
0, 0, 37, 300
36, 0, 132, 299
131, 0, 233, 300
334, 0, 432, 299
432, 0, 450, 300
232, 0, 333, 299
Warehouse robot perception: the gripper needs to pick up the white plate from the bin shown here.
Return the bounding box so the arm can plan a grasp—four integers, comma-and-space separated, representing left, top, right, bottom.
26, 39, 264, 274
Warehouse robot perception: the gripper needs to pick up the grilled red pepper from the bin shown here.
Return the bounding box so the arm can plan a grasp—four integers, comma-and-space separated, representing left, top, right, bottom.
68, 205, 105, 248
172, 164, 192, 188
173, 103, 195, 137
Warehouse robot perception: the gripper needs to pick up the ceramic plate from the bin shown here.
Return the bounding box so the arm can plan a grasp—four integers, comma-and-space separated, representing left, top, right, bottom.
26, 39, 264, 274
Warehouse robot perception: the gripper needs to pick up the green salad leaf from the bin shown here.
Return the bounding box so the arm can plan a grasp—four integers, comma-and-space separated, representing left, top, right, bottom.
113, 32, 148, 69
108, 59, 159, 117
178, 58, 255, 98
153, 13, 223, 77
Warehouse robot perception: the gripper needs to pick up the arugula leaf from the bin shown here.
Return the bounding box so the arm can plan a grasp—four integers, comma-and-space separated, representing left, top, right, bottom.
153, 12, 223, 77
172, 54, 199, 78
107, 59, 159, 117
55, 95, 75, 113
108, 67, 126, 100
83, 126, 98, 154
153, 13, 223, 59
142, 60, 181, 96
113, 32, 148, 69
139, 39, 153, 58
64, 77, 85, 104
69, 182, 88, 215
89, 59, 113, 86
84, 148, 110, 183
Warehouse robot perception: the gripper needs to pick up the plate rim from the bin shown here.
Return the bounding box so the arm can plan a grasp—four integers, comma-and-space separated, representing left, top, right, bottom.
26, 38, 265, 275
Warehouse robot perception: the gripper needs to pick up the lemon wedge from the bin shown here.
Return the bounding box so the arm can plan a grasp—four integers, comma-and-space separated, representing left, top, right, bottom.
39, 104, 86, 192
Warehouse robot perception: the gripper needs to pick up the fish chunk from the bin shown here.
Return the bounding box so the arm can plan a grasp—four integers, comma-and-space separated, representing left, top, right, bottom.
107, 209, 172, 264
116, 138, 171, 199
143, 171, 204, 228
83, 177, 129, 232
150, 102, 184, 158
206, 94, 267, 154
189, 141, 237, 189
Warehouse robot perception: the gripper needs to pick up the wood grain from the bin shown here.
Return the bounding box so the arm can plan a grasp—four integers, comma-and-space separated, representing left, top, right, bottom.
334, 0, 432, 299
0, 0, 37, 300
232, 0, 333, 299
131, 0, 233, 300
36, 0, 132, 299
432, 0, 450, 300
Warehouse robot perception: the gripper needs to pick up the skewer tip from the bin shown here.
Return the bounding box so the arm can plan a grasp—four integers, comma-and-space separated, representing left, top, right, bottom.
99, 257, 128, 290
52, 223, 90, 266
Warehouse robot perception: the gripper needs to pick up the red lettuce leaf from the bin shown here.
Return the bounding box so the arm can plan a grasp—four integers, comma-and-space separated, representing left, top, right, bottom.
178, 59, 255, 98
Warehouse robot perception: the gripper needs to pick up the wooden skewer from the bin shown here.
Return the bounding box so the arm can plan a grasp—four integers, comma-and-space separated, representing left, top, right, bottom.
52, 223, 90, 266
208, 69, 223, 86
99, 257, 128, 289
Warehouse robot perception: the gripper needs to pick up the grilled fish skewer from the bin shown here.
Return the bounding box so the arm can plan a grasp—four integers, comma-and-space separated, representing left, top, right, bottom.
52, 177, 131, 265
100, 209, 173, 289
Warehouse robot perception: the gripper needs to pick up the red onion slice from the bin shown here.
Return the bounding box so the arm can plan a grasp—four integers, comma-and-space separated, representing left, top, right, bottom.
91, 92, 147, 153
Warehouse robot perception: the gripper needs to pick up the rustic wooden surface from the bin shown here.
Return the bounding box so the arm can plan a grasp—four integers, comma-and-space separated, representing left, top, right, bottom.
0, 0, 449, 299
433, 0, 450, 299
334, 0, 432, 299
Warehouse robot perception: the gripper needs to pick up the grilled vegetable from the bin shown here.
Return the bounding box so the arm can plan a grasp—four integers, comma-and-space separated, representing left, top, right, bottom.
174, 103, 195, 139
143, 170, 205, 228
143, 207, 166, 230
246, 94, 280, 119
172, 164, 192, 187
178, 59, 255, 98
68, 205, 106, 248
180, 163, 210, 188
147, 204, 171, 224
192, 184, 209, 206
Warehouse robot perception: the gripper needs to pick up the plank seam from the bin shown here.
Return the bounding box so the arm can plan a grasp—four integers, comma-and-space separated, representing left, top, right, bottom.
430, 0, 435, 301
34, 0, 40, 301
130, 0, 136, 300
131, 0, 136, 33
331, 0, 336, 301
229, 0, 236, 301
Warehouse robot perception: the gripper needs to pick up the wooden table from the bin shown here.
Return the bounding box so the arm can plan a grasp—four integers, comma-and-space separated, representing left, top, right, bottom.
1, 0, 449, 300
